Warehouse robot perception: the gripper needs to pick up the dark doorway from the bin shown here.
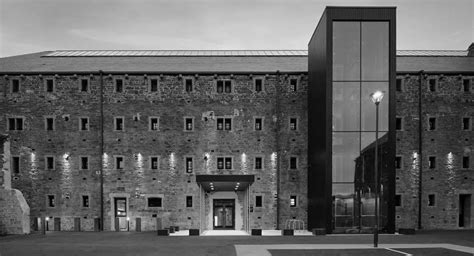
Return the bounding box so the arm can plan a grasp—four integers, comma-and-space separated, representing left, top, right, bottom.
459, 194, 471, 228
213, 199, 235, 229
114, 197, 128, 231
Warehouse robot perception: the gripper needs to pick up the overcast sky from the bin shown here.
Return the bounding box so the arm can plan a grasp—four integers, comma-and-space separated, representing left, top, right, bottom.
0, 0, 472, 57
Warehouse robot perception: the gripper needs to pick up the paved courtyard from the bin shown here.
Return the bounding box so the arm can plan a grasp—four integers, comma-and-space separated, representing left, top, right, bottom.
0, 230, 473, 256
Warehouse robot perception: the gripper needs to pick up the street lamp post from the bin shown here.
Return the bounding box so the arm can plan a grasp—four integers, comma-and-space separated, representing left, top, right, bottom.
370, 90, 384, 248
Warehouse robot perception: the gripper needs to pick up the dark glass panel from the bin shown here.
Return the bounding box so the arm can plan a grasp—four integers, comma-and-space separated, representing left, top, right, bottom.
361, 22, 389, 81
361, 82, 389, 131
333, 22, 360, 81
332, 132, 359, 182
332, 82, 360, 131
332, 183, 355, 228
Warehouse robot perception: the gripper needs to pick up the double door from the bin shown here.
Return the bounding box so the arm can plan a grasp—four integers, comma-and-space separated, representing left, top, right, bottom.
213, 199, 235, 229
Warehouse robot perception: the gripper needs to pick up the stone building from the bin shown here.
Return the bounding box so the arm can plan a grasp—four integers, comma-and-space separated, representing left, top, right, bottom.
0, 7, 473, 234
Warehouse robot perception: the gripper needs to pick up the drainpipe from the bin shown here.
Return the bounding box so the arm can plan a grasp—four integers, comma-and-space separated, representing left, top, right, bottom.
99, 70, 104, 231
417, 70, 424, 230
275, 70, 281, 229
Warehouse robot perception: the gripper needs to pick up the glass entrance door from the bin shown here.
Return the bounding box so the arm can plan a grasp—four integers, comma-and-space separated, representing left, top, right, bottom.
213, 199, 235, 229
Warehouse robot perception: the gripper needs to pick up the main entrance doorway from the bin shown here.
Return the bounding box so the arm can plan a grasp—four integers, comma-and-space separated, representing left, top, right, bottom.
213, 199, 235, 229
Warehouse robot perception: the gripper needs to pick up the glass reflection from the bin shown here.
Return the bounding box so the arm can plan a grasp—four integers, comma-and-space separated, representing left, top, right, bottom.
332, 132, 359, 182
361, 82, 389, 131
333, 82, 360, 131
361, 22, 389, 81
333, 183, 355, 228
333, 22, 360, 81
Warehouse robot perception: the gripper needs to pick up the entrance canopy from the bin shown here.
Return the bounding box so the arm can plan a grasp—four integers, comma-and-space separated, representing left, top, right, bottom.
196, 175, 254, 192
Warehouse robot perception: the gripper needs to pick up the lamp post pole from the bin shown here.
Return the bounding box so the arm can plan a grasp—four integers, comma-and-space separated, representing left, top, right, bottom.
374, 101, 380, 248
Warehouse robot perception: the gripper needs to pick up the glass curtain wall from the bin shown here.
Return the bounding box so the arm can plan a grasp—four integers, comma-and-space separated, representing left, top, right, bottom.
332, 21, 389, 232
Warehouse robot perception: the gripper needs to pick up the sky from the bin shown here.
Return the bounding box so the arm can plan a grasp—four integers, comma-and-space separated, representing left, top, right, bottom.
0, 0, 473, 57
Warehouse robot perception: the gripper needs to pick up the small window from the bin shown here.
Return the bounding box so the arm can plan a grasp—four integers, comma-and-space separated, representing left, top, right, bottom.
216, 80, 232, 93
149, 117, 159, 131
290, 157, 297, 169
45, 117, 54, 131
82, 195, 89, 207
428, 117, 436, 130
254, 79, 263, 92
185, 78, 193, 92
150, 156, 159, 170
395, 156, 402, 169
80, 79, 89, 92
45, 156, 55, 170
8, 117, 24, 131
147, 197, 162, 207
186, 196, 193, 208
290, 78, 298, 92
12, 156, 20, 174
462, 156, 470, 169
428, 79, 437, 92
48, 195, 56, 207
254, 117, 263, 131
428, 156, 436, 169
80, 157, 89, 170
115, 79, 123, 92
150, 79, 158, 92
290, 195, 297, 207
217, 157, 232, 170
80, 117, 89, 131
217, 118, 232, 131
115, 117, 124, 131
395, 194, 402, 207
184, 117, 194, 131
45, 79, 54, 92
463, 117, 471, 130
396, 78, 403, 92
255, 157, 263, 170
463, 79, 471, 92
289, 118, 298, 130
255, 195, 262, 207
396, 117, 403, 131
11, 79, 20, 93
185, 157, 193, 173
428, 194, 435, 206
115, 156, 124, 170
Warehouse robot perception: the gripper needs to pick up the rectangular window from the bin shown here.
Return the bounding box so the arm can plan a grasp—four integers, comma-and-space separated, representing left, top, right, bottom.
184, 117, 194, 131
290, 78, 298, 92
255, 157, 263, 170
150, 156, 159, 170
115, 156, 124, 170
395, 194, 401, 207
81, 79, 89, 92
463, 79, 471, 92
395, 156, 402, 169
186, 157, 193, 173
428, 117, 436, 130
428, 156, 436, 169
48, 195, 55, 207
147, 197, 162, 207
8, 118, 24, 131
216, 118, 232, 131
395, 117, 403, 130
217, 80, 232, 93
463, 117, 471, 130
45, 117, 54, 131
254, 79, 263, 92
115, 79, 123, 92
82, 195, 89, 207
217, 157, 232, 170
255, 195, 262, 207
45, 156, 55, 170
185, 78, 193, 92
115, 117, 124, 131
289, 118, 298, 130
186, 196, 193, 208
11, 79, 20, 93
80, 117, 89, 131
45, 79, 54, 92
12, 156, 20, 174
254, 117, 263, 131
80, 157, 89, 170
149, 117, 159, 131
462, 156, 470, 169
428, 79, 437, 92
428, 194, 436, 206
224, 80, 232, 93
150, 79, 158, 92
290, 195, 297, 207
290, 157, 297, 169
396, 78, 403, 92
